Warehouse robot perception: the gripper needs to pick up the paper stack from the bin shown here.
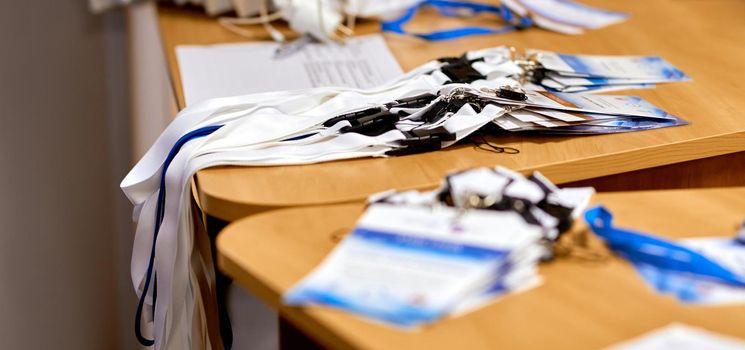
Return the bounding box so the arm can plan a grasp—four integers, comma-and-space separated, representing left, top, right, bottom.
284, 167, 593, 328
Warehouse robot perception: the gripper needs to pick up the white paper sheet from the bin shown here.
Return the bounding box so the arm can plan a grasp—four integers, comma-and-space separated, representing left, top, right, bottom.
606, 323, 745, 350
176, 34, 404, 106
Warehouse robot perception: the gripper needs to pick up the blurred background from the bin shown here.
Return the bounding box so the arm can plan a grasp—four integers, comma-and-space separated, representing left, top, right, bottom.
0, 1, 136, 349
0, 1, 281, 348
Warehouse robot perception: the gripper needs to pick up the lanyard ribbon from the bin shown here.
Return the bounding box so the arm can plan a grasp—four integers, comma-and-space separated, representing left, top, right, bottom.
135, 125, 223, 346
381, 0, 533, 41
584, 206, 745, 287
122, 46, 519, 349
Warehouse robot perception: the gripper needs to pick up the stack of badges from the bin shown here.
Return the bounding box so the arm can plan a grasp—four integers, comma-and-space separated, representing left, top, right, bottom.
488, 88, 688, 135
525, 50, 691, 93
284, 167, 594, 327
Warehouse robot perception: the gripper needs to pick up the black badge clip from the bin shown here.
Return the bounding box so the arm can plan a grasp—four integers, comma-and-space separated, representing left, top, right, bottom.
385, 132, 454, 157
341, 112, 399, 136
496, 86, 528, 101
437, 54, 486, 84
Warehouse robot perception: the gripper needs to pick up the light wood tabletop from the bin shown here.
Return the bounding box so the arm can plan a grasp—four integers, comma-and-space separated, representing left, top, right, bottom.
157, 0, 745, 221
217, 186, 745, 350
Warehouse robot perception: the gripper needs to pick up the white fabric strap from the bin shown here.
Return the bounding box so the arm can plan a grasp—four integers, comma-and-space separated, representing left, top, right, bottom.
123, 46, 516, 350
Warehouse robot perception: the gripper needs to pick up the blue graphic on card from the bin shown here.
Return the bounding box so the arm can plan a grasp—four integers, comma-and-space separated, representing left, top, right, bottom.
556, 54, 690, 81
549, 93, 678, 120
285, 285, 444, 327
349, 227, 510, 262
284, 226, 511, 327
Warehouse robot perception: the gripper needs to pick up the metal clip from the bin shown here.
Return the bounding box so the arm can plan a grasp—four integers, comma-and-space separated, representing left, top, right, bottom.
464, 192, 502, 209
507, 47, 546, 84
418, 88, 485, 123
450, 191, 503, 228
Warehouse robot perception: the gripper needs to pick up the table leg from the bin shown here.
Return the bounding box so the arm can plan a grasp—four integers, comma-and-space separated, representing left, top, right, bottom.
206, 215, 234, 349
279, 317, 326, 350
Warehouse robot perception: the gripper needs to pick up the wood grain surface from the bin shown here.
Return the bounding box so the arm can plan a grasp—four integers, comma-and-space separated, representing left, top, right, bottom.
217, 187, 745, 350
156, 0, 745, 221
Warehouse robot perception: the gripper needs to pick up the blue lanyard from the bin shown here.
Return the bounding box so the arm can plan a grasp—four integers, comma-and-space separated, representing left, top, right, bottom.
584, 206, 745, 287
381, 0, 532, 41
135, 125, 223, 346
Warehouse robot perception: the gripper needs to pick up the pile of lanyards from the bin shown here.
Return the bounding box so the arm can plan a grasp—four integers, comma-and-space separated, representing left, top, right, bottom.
219, 0, 628, 42
122, 44, 677, 349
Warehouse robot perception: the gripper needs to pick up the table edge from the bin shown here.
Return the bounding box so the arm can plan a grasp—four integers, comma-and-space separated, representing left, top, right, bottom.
198, 131, 745, 221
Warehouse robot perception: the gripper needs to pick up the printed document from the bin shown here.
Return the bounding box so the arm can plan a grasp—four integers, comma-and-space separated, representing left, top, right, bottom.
606, 323, 745, 350
176, 34, 403, 106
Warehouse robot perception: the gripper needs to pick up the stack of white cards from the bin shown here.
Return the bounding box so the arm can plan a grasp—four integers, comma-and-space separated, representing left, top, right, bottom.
491, 90, 688, 135
528, 50, 691, 93
502, 0, 629, 35
284, 167, 593, 328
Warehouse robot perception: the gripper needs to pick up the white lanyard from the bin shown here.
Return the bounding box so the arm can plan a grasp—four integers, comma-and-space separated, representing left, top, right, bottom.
124, 46, 516, 350
122, 59, 444, 206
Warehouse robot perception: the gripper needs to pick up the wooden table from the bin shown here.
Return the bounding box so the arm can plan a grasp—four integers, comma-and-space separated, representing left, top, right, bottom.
217, 186, 745, 350
157, 0, 745, 221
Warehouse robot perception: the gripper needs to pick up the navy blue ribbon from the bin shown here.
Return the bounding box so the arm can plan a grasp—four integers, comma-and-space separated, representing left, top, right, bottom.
381, 0, 533, 41
135, 125, 223, 346
584, 206, 745, 287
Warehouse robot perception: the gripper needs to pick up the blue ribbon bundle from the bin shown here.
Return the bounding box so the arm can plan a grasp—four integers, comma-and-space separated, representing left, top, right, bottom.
381, 0, 533, 41
584, 206, 745, 303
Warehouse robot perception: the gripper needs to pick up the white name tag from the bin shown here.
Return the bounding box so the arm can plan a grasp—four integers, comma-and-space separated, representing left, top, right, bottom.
284, 204, 542, 327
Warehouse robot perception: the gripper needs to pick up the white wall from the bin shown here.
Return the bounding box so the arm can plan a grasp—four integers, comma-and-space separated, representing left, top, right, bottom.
0, 1, 135, 349
127, 2, 176, 160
